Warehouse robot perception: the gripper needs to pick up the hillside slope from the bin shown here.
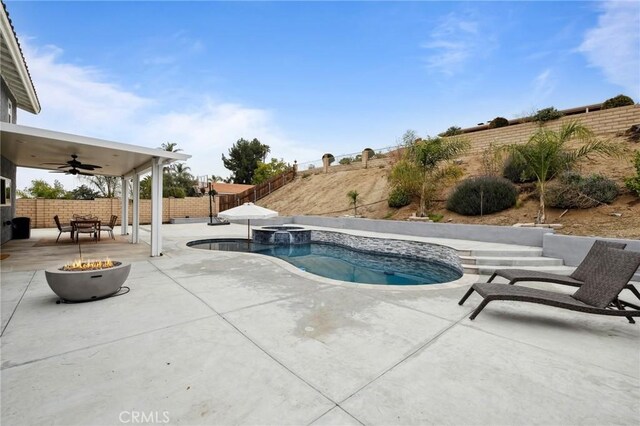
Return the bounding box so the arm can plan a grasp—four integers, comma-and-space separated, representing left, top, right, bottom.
258, 136, 640, 238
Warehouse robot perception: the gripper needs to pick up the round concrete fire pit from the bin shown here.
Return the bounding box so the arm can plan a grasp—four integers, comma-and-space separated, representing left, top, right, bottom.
45, 262, 131, 302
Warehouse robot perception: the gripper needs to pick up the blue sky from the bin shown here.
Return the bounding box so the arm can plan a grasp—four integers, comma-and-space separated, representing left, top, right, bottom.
8, 0, 640, 190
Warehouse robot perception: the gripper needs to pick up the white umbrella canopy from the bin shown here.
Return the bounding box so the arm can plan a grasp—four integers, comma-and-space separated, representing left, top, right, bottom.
218, 203, 278, 240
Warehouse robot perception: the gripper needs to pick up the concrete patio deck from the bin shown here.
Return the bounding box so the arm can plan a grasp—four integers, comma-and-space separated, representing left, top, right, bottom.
1, 224, 638, 425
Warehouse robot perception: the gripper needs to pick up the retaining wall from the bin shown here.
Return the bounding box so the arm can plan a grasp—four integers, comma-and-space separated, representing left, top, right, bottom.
232, 216, 554, 247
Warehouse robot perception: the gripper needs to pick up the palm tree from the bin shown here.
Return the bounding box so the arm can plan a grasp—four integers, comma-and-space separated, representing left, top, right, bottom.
509, 121, 621, 223
160, 142, 182, 153
347, 190, 360, 216
408, 136, 469, 216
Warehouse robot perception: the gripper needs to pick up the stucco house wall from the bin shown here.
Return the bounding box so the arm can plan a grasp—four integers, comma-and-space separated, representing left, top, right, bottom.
0, 76, 18, 244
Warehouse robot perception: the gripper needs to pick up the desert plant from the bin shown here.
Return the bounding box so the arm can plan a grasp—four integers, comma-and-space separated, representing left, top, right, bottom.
602, 94, 634, 109
481, 142, 505, 176
532, 107, 563, 123
625, 151, 640, 197
508, 121, 621, 223
546, 172, 618, 208
427, 213, 444, 222
339, 157, 354, 165
347, 190, 360, 216
488, 117, 509, 129
406, 135, 469, 216
439, 126, 463, 137
388, 187, 411, 208
446, 176, 518, 216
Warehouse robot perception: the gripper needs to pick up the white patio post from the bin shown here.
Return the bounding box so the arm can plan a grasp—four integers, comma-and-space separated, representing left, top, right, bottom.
120, 177, 129, 236
131, 171, 140, 244
150, 157, 163, 256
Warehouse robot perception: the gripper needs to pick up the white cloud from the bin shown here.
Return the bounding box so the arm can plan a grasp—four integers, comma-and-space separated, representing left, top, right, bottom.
532, 68, 556, 101
15, 40, 318, 191
578, 0, 640, 96
421, 12, 494, 76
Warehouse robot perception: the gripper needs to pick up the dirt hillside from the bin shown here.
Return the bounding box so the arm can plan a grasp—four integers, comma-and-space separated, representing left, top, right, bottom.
258, 136, 640, 239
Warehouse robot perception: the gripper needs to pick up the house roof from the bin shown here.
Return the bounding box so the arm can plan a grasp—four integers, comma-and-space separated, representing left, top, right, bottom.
1, 123, 191, 178
211, 182, 254, 195
0, 1, 40, 114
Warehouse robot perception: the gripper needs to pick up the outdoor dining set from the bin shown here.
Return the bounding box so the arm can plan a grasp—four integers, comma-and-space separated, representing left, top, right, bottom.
54, 214, 117, 243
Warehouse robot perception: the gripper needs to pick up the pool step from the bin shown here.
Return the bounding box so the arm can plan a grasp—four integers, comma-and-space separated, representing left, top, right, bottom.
460, 256, 564, 267
463, 264, 574, 276
468, 248, 544, 257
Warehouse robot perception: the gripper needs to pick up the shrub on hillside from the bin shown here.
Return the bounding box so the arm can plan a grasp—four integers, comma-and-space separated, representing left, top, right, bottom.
488, 117, 509, 129
446, 176, 518, 216
388, 187, 412, 208
503, 152, 536, 183
602, 94, 635, 110
439, 126, 462, 137
532, 107, 563, 123
546, 172, 618, 209
624, 151, 640, 197
339, 157, 353, 165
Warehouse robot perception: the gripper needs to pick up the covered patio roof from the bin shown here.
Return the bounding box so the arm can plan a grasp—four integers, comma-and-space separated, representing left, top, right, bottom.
1, 122, 192, 257
0, 122, 190, 177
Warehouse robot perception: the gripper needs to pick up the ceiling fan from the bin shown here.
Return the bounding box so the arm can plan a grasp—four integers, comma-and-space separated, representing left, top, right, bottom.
42, 154, 102, 176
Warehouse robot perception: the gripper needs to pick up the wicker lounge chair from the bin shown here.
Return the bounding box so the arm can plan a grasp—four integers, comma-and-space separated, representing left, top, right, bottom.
459, 247, 640, 324
487, 240, 626, 287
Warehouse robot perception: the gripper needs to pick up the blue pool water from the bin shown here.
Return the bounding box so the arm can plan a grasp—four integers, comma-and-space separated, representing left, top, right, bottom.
187, 239, 462, 285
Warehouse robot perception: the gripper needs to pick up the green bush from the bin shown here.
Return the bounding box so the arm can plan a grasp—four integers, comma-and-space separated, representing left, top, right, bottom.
427, 213, 443, 222
503, 149, 568, 183
503, 153, 536, 183
388, 187, 412, 208
532, 107, 563, 123
546, 172, 618, 208
339, 157, 353, 165
624, 151, 640, 197
488, 117, 509, 129
446, 176, 518, 216
439, 126, 462, 137
602, 94, 634, 110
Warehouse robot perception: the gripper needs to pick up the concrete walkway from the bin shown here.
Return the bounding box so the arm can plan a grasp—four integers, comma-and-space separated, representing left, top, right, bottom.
1, 224, 638, 425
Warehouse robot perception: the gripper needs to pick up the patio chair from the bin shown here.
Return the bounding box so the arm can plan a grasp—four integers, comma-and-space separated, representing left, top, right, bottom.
459, 248, 640, 324
485, 240, 640, 308
99, 215, 117, 240
73, 216, 99, 243
53, 215, 73, 243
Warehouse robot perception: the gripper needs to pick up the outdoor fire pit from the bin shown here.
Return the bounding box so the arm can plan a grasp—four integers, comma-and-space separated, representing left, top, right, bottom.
45, 259, 131, 302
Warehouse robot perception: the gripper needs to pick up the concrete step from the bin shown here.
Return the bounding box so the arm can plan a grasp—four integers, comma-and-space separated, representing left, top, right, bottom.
469, 248, 543, 257
460, 256, 564, 267
463, 264, 574, 276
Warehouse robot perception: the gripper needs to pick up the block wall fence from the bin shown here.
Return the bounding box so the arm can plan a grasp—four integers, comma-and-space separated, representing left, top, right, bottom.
461, 104, 640, 154
16, 196, 220, 229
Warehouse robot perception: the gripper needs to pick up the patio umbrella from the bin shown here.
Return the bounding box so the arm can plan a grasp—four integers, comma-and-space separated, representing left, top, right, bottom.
218, 202, 278, 241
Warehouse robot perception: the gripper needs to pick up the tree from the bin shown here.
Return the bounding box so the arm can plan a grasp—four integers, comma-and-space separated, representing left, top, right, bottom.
508, 121, 621, 223
389, 133, 469, 217
160, 142, 182, 153
347, 190, 360, 216
252, 158, 289, 184
68, 184, 100, 200
82, 176, 120, 198
18, 179, 68, 199
222, 138, 270, 184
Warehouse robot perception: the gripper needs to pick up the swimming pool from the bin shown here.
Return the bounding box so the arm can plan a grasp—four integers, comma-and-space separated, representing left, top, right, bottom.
187, 239, 462, 285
